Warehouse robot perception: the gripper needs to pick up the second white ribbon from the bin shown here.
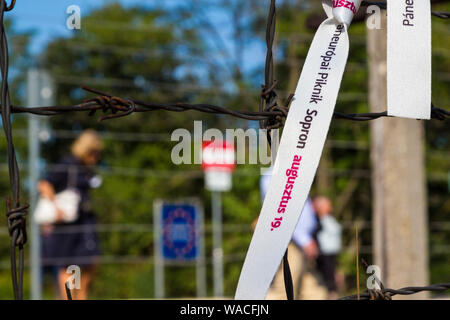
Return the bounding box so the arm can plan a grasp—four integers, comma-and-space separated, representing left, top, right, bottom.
387, 0, 432, 120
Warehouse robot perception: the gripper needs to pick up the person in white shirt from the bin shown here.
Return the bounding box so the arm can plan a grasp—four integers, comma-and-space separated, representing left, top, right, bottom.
260, 167, 327, 300
313, 196, 342, 299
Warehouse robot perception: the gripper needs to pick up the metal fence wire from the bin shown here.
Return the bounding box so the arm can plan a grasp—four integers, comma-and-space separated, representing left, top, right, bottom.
0, 0, 449, 300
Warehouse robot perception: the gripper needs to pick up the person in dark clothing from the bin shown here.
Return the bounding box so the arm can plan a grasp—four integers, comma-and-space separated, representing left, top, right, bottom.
37, 130, 104, 300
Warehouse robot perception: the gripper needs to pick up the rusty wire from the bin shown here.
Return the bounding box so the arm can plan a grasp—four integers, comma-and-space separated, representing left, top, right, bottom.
0, 0, 448, 300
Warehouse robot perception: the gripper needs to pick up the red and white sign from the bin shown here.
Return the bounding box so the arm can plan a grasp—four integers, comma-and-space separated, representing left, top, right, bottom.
201, 140, 236, 172
201, 140, 235, 192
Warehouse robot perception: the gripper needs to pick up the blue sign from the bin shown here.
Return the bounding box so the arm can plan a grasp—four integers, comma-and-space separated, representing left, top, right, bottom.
161, 204, 199, 261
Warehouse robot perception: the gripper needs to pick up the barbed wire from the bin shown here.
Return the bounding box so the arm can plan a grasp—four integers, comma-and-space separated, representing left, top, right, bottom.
0, 0, 27, 300
340, 259, 450, 300
1, 3, 449, 123
3, 86, 449, 123
0, 0, 448, 300
340, 282, 450, 300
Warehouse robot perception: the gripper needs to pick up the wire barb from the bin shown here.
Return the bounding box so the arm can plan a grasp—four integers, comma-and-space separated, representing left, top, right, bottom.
82, 86, 136, 122
340, 283, 450, 300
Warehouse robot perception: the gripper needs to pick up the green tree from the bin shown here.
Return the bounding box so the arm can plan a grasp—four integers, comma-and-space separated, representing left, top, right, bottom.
37, 2, 262, 299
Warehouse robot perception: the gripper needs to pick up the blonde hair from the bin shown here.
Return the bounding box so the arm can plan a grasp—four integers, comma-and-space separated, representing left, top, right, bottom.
71, 130, 104, 160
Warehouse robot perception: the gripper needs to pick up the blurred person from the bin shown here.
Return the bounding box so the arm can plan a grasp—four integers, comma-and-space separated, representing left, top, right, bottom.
259, 166, 327, 300
37, 130, 104, 300
313, 196, 342, 300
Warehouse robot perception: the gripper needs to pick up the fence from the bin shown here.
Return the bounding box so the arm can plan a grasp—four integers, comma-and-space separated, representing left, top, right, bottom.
0, 220, 448, 298
0, 0, 449, 300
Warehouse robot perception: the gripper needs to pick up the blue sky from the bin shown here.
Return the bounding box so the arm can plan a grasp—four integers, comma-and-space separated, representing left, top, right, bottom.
9, 0, 181, 54
7, 0, 265, 79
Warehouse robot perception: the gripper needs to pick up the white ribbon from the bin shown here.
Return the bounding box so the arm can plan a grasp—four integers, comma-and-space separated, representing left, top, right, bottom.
235, 0, 359, 300
387, 1, 432, 119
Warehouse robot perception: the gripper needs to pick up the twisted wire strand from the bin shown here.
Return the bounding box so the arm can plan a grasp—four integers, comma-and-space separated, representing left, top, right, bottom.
261, 1, 294, 301
340, 282, 450, 300
2, 92, 448, 123
0, 0, 27, 300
